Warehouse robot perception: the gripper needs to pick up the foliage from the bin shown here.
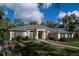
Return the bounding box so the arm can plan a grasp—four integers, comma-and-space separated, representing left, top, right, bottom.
13, 36, 23, 42
28, 21, 38, 25
7, 39, 79, 56
0, 7, 14, 44
1, 38, 79, 56
13, 19, 25, 27
59, 38, 65, 42
0, 7, 5, 19
57, 14, 79, 38
60, 14, 76, 32
13, 36, 30, 42
41, 20, 55, 28
59, 38, 79, 42
12, 40, 58, 56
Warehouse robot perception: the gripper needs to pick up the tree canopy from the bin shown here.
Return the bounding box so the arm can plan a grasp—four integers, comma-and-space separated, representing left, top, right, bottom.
57, 14, 78, 32
41, 20, 55, 28
28, 21, 38, 25
13, 19, 25, 27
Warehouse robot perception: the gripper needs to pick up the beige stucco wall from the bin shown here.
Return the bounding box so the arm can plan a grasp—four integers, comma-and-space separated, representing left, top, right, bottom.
58, 33, 60, 39
9, 28, 47, 40
72, 34, 74, 38
9, 31, 14, 40
22, 32, 27, 37
27, 30, 30, 37
35, 29, 38, 39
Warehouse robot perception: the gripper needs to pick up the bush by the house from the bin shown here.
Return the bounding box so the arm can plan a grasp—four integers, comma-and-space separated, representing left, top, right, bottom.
59, 38, 79, 42
23, 36, 30, 40
59, 38, 65, 41
13, 36, 37, 42
13, 36, 23, 42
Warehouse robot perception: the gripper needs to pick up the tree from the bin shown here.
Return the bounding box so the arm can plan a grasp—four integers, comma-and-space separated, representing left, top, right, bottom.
28, 21, 38, 25
0, 7, 5, 19
0, 17, 14, 41
41, 20, 55, 28
0, 7, 13, 46
0, 7, 5, 40
13, 19, 24, 27
59, 14, 76, 32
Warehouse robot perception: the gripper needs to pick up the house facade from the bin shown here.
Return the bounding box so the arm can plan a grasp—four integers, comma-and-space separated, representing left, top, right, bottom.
49, 28, 74, 40
9, 25, 74, 40
9, 25, 51, 40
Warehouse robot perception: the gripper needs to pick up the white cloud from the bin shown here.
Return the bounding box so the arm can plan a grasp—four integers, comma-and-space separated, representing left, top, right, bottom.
58, 10, 79, 18
67, 12, 72, 16
72, 10, 79, 17
58, 11, 67, 18
0, 3, 44, 24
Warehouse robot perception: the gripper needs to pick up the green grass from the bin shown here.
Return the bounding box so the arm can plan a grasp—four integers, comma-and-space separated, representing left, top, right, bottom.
47, 39, 79, 47
59, 40, 79, 47
1, 38, 79, 56
11, 39, 79, 56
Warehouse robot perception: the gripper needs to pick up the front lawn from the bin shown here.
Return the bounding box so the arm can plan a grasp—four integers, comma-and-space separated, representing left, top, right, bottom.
1, 37, 79, 56
59, 40, 79, 47
11, 39, 79, 56
47, 39, 79, 47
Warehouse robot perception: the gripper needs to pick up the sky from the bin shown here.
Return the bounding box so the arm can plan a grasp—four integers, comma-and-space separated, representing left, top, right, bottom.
1, 3, 79, 24
40, 3, 79, 22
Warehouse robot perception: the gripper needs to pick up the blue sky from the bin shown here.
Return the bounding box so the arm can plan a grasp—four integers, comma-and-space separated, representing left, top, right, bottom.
40, 3, 79, 22
1, 3, 79, 23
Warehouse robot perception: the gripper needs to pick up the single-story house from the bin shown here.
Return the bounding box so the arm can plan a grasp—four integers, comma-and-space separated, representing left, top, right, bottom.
9, 25, 74, 40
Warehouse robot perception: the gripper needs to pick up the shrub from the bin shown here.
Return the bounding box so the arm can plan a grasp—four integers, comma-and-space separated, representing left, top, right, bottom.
59, 38, 79, 42
23, 36, 37, 41
59, 38, 65, 41
13, 36, 23, 42
22, 36, 30, 41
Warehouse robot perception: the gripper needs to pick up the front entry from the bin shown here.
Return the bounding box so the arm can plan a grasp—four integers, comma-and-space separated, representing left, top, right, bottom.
38, 31, 43, 39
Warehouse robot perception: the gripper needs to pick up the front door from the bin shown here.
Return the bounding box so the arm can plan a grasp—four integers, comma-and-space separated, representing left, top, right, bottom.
38, 31, 43, 39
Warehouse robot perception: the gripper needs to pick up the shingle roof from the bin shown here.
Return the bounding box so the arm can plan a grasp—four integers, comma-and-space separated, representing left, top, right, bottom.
51, 28, 70, 33
9, 25, 53, 31
9, 25, 70, 33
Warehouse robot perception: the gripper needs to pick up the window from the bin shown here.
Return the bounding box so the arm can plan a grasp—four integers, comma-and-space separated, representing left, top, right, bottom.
67, 33, 73, 38
60, 33, 65, 38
